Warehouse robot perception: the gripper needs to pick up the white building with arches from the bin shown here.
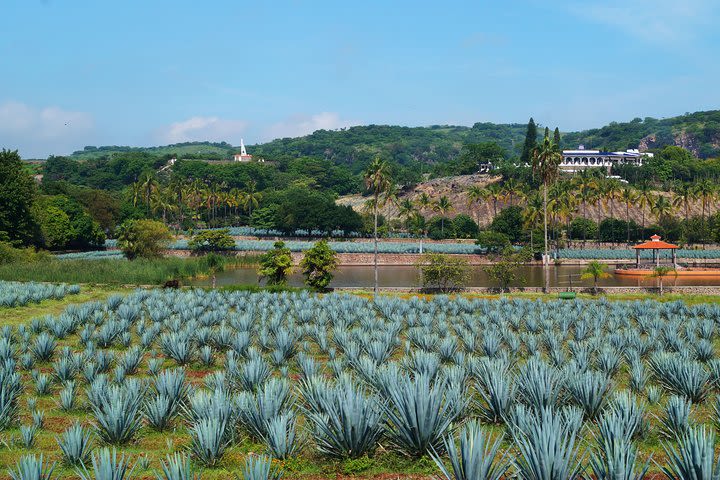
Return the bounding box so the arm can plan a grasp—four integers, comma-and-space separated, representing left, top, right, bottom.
561, 145, 652, 173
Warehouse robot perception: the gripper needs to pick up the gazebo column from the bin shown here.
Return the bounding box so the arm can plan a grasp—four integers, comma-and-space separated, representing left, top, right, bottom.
672, 249, 676, 267
636, 249, 639, 267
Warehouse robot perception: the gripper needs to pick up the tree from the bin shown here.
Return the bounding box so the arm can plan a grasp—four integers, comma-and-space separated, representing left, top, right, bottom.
553, 127, 561, 150
452, 214, 479, 238
489, 206, 524, 243
580, 261, 610, 294
242, 179, 262, 217
649, 266, 676, 295
416, 253, 470, 293
476, 231, 511, 253
433, 196, 454, 236
520, 118, 538, 165
364, 158, 392, 296
34, 205, 72, 249
407, 212, 427, 254
189, 229, 235, 252
484, 246, 532, 292
300, 240, 338, 291
116, 219, 173, 260
619, 187, 636, 244
532, 134, 562, 292
257, 241, 293, 286
0, 150, 37, 245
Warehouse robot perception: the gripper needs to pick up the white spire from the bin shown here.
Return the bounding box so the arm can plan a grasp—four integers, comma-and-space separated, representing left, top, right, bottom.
240, 138, 247, 156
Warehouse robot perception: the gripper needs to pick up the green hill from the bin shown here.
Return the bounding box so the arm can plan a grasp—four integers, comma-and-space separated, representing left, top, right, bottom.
65, 110, 720, 168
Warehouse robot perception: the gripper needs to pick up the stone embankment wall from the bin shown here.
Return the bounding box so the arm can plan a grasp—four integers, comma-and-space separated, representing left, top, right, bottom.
334, 286, 720, 295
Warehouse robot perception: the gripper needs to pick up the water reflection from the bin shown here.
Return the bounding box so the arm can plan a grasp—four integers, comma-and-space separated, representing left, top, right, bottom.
191, 265, 720, 288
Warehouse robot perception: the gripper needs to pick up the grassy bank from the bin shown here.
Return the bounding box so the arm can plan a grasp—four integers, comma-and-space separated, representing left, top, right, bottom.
0, 255, 255, 285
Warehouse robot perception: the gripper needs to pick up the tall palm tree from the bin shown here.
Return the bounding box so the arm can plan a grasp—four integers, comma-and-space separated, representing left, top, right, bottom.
523, 193, 543, 252
531, 135, 562, 271
602, 179, 622, 219
138, 173, 158, 216
398, 198, 415, 223
636, 182, 654, 237
695, 179, 716, 247
487, 183, 504, 217
433, 196, 454, 237
242, 180, 262, 218
502, 178, 521, 206
407, 212, 427, 254
651, 195, 672, 222
415, 192, 432, 214
672, 183, 695, 224
619, 187, 636, 244
364, 158, 392, 296
465, 185, 487, 225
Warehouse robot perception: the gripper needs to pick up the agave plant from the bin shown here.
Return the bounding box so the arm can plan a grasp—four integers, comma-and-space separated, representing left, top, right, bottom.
264, 413, 300, 460
56, 421, 94, 466
472, 358, 515, 424
303, 381, 384, 459
512, 406, 584, 480
76, 447, 135, 480
157, 453, 199, 480
516, 358, 563, 411
590, 412, 649, 480
189, 417, 229, 467
382, 373, 462, 457
649, 352, 711, 403
87, 381, 144, 445
566, 370, 612, 420
238, 377, 292, 440
8, 454, 55, 480
662, 426, 720, 480
659, 395, 693, 439
240, 454, 282, 480
430, 420, 509, 480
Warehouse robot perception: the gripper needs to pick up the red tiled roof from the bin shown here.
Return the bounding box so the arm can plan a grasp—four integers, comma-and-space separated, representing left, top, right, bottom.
633, 235, 678, 249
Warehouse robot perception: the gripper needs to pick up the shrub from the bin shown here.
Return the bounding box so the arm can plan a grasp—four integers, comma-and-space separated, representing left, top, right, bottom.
116, 219, 173, 260
416, 253, 470, 293
299, 240, 338, 292
257, 241, 293, 286
188, 229, 235, 252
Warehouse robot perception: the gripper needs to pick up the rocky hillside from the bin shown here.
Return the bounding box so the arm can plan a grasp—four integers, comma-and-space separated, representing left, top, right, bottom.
338, 174, 720, 227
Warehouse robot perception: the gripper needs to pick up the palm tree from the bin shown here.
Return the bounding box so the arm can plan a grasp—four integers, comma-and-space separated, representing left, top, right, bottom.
487, 183, 505, 217
602, 178, 622, 219
433, 196, 454, 237
364, 157, 392, 296
502, 178, 521, 206
619, 187, 636, 244
523, 193, 543, 252
242, 180, 262, 218
415, 192, 432, 214
397, 199, 415, 232
577, 181, 598, 244
407, 212, 427, 254
672, 183, 695, 224
695, 179, 716, 247
651, 195, 672, 222
580, 260, 610, 295
465, 185, 487, 225
139, 173, 158, 216
636, 183, 654, 237
531, 135, 562, 274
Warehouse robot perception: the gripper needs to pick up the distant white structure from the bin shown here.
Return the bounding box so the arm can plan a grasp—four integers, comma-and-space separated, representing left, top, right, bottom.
561, 145, 653, 172
233, 139, 253, 162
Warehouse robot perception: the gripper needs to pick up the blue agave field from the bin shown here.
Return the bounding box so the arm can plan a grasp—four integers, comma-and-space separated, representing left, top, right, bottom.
0, 281, 80, 308
3, 289, 720, 478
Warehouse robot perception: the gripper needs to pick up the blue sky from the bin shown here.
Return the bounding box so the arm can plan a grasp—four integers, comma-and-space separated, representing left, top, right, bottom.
1, 0, 719, 158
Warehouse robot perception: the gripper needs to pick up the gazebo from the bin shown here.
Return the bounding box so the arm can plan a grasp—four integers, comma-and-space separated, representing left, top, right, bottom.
633, 234, 678, 267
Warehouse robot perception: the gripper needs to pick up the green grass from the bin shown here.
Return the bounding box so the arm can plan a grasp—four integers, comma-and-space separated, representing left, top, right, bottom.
0, 256, 254, 286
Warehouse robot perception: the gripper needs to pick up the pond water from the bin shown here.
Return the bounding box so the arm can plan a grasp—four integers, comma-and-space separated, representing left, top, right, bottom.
190, 265, 720, 288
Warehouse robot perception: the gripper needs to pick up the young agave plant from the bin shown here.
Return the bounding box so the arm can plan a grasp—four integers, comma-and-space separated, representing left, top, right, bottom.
76, 447, 135, 480
430, 420, 509, 480
662, 426, 720, 480
8, 454, 55, 480
566, 370, 612, 420
157, 453, 199, 480
189, 417, 229, 467
512, 406, 584, 480
19, 425, 37, 448
240, 454, 283, 480
56, 422, 94, 466
659, 395, 693, 439
590, 412, 649, 480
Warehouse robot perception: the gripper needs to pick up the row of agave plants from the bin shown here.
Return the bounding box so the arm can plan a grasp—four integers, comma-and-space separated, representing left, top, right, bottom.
0, 281, 80, 308
5, 290, 720, 478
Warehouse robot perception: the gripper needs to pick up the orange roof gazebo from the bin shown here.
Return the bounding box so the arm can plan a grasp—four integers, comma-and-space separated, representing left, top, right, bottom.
632, 234, 678, 267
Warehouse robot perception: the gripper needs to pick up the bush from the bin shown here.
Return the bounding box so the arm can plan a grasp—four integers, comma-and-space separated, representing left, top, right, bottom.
188, 229, 235, 252
416, 253, 470, 292
116, 219, 172, 260
489, 206, 524, 243
569, 217, 598, 240
258, 241, 293, 286
299, 240, 338, 291
452, 214, 479, 239
476, 231, 511, 254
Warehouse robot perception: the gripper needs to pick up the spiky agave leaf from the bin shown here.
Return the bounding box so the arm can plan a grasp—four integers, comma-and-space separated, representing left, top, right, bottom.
8, 454, 55, 480
156, 452, 199, 480
189, 417, 229, 467
76, 447, 135, 480
240, 454, 282, 480
56, 421, 93, 466
430, 419, 509, 480
662, 426, 720, 480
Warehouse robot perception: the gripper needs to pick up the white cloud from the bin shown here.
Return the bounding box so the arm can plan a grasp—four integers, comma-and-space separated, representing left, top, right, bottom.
571, 0, 717, 45
0, 101, 94, 158
155, 116, 249, 144
263, 112, 360, 140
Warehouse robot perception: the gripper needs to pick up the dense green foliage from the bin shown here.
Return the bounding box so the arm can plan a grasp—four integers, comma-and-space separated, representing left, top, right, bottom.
299, 240, 338, 291
415, 253, 470, 292
188, 229, 235, 252
257, 241, 293, 285
117, 220, 172, 260
0, 150, 37, 245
